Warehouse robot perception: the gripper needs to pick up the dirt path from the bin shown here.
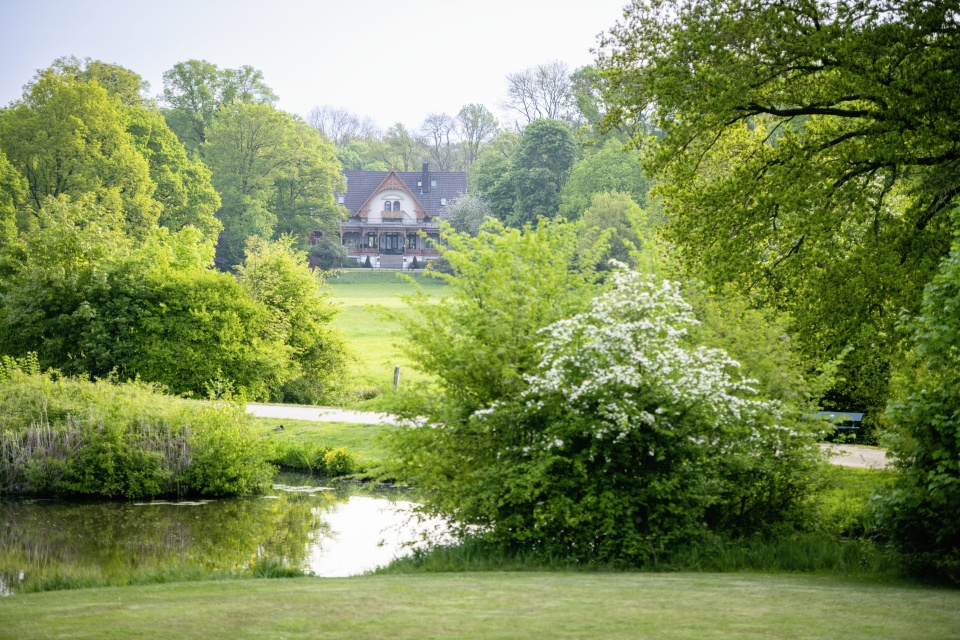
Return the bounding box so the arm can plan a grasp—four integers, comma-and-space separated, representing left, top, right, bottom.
248, 403, 892, 469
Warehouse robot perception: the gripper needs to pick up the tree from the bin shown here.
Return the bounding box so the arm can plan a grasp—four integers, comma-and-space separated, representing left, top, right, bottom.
161, 60, 277, 152
16, 58, 222, 241
0, 194, 132, 372
502, 61, 576, 128
377, 123, 426, 172
880, 219, 960, 583
506, 119, 579, 227
237, 236, 347, 404
576, 191, 645, 269
307, 105, 364, 146
419, 112, 458, 171
441, 193, 492, 236
597, 0, 960, 426
202, 103, 344, 267
0, 69, 161, 236
0, 150, 26, 247
470, 130, 521, 220
387, 256, 819, 562
456, 104, 499, 168
559, 138, 650, 220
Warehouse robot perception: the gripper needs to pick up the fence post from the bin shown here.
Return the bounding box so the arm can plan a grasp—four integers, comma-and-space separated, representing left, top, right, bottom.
393, 366, 401, 388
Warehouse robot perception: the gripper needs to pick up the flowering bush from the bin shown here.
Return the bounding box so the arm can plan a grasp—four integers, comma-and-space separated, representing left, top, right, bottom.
393, 266, 821, 564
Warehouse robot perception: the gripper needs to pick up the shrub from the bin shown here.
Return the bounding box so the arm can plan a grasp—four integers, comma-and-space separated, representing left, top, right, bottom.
0, 358, 273, 498
270, 440, 358, 476
389, 267, 821, 565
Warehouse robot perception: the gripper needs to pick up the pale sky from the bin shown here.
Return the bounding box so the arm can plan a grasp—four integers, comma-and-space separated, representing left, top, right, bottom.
0, 0, 629, 130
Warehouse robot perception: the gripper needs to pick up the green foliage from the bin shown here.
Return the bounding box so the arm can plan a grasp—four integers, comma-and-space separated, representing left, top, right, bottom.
0, 150, 26, 248
203, 103, 344, 267
505, 119, 579, 227
0, 59, 221, 242
270, 441, 358, 476
470, 131, 520, 221
181, 404, 276, 497
441, 193, 492, 236
0, 360, 273, 498
388, 240, 829, 564
385, 219, 596, 419
559, 138, 649, 220
237, 236, 348, 404
124, 104, 222, 242
0, 194, 132, 370
161, 59, 277, 153
575, 191, 645, 270
0, 67, 161, 236
0, 196, 343, 402
879, 222, 960, 583
308, 235, 348, 270
598, 0, 960, 425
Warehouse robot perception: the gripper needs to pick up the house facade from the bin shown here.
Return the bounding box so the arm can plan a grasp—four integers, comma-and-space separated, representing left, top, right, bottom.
333, 164, 467, 269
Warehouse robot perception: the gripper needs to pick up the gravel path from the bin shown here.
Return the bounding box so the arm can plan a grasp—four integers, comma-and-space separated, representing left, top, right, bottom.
246, 403, 403, 425
818, 443, 892, 469
248, 403, 892, 469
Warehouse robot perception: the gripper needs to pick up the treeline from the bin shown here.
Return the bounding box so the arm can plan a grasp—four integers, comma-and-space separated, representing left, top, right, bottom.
0, 58, 346, 403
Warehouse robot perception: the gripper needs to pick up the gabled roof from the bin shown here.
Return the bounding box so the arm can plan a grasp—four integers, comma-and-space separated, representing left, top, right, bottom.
341, 169, 468, 220
355, 171, 428, 220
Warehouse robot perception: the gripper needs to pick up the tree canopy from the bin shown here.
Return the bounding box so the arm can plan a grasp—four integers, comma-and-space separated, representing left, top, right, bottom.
598, 0, 960, 421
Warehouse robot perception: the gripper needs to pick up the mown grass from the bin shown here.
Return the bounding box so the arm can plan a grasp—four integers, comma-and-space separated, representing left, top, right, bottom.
3, 572, 958, 639
326, 270, 445, 406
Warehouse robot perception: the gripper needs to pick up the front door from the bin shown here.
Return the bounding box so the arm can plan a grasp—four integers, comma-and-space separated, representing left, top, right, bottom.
381, 233, 402, 254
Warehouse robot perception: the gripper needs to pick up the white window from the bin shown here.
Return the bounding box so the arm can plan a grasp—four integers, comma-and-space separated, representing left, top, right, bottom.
440, 198, 447, 206
431, 180, 437, 187
338, 195, 345, 204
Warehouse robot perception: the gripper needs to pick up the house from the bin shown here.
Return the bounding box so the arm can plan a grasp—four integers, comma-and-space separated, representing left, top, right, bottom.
331, 163, 467, 269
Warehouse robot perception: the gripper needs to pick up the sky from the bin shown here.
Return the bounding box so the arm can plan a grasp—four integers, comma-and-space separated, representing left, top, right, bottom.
0, 0, 629, 130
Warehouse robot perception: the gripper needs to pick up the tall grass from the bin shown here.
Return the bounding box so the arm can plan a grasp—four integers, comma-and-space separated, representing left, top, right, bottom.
0, 356, 273, 498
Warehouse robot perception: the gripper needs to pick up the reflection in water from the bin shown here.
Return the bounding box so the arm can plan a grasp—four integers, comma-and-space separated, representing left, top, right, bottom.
0, 474, 442, 594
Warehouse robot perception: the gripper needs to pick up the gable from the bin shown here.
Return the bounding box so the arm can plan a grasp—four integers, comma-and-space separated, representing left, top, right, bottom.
340, 169, 468, 220
355, 171, 428, 221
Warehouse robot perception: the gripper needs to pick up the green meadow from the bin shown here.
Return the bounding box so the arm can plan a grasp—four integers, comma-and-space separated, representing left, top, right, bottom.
326, 270, 445, 405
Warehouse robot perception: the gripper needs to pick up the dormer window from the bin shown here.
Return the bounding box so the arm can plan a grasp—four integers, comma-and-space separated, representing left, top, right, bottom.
393, 201, 401, 211
383, 201, 392, 212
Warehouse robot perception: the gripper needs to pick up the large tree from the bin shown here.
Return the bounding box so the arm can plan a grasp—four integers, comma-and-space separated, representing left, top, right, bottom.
502, 61, 577, 128
0, 60, 221, 241
559, 138, 650, 220
598, 0, 960, 423
202, 103, 343, 267
161, 60, 277, 153
505, 119, 579, 227
0, 69, 161, 236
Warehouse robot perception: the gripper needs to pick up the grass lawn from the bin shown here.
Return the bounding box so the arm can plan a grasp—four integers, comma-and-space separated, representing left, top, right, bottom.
326, 270, 446, 406
3, 572, 958, 639
252, 417, 396, 469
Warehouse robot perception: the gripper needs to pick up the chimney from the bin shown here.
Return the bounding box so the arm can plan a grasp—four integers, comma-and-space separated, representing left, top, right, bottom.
421, 162, 430, 194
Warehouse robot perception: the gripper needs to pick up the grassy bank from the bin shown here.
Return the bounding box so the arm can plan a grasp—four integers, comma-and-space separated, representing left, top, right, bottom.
253, 417, 395, 476
3, 573, 958, 639
326, 270, 445, 406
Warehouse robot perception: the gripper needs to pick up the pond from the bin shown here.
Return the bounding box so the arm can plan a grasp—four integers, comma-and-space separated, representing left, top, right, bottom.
0, 473, 447, 595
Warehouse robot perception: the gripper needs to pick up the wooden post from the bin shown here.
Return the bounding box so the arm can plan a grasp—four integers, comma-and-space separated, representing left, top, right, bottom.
393, 366, 401, 388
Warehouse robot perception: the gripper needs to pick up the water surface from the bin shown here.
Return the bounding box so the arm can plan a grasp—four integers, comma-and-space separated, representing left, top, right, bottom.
0, 473, 442, 594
